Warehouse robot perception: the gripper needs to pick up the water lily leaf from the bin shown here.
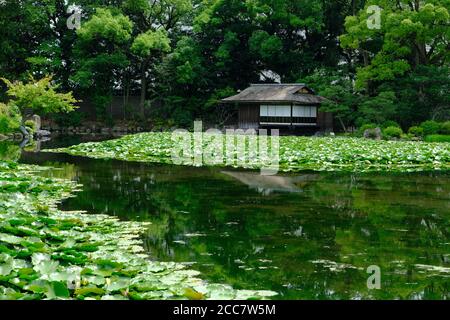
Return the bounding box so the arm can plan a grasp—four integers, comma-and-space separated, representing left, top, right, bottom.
74, 286, 106, 296
105, 278, 130, 292
32, 255, 59, 276
49, 281, 70, 298
0, 261, 13, 276
0, 245, 14, 255
184, 288, 204, 300
24, 280, 49, 294
95, 259, 124, 270
17, 226, 39, 237
101, 294, 128, 300
0, 233, 22, 244
0, 287, 24, 300
131, 279, 168, 292
130, 290, 164, 300
206, 284, 236, 300
12, 258, 29, 270
47, 270, 77, 283
31, 253, 51, 266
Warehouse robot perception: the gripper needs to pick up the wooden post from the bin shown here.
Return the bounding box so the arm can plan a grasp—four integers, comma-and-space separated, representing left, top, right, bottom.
236, 102, 240, 128
290, 103, 293, 129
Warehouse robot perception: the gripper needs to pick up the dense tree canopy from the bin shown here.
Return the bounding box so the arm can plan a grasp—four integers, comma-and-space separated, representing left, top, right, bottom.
0, 0, 448, 128
340, 0, 450, 126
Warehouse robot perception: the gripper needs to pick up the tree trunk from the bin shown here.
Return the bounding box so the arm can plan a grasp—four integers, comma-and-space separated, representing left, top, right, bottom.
123, 70, 130, 120
139, 63, 147, 119
338, 117, 347, 133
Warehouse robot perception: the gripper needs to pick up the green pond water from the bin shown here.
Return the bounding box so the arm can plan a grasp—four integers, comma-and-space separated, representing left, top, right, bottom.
2, 137, 450, 299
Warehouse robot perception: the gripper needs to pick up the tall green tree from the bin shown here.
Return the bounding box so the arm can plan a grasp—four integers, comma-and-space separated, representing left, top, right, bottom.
122, 0, 192, 118
71, 8, 133, 118
157, 0, 368, 126
340, 0, 450, 125
0, 0, 52, 82
299, 68, 362, 132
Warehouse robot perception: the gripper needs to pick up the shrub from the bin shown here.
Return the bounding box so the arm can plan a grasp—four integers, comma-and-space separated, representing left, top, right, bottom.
420, 120, 441, 136
424, 135, 450, 143
408, 126, 424, 137
1, 76, 79, 115
439, 121, 450, 135
382, 120, 400, 128
383, 126, 403, 139
358, 123, 377, 136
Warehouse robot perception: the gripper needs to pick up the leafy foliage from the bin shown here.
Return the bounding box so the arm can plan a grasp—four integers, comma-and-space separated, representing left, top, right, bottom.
408, 126, 424, 137
381, 121, 400, 129
383, 126, 403, 139
1, 76, 78, 115
71, 8, 133, 118
340, 0, 450, 125
424, 134, 450, 143
132, 30, 171, 57
420, 120, 442, 136
0, 0, 448, 127
341, 1, 450, 88
298, 69, 361, 132
440, 121, 450, 135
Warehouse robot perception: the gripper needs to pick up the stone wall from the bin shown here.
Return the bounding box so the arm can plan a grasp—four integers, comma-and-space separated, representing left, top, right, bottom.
41, 120, 146, 135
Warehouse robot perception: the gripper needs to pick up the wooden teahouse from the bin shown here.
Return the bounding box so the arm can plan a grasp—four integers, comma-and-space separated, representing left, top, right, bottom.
222, 84, 333, 132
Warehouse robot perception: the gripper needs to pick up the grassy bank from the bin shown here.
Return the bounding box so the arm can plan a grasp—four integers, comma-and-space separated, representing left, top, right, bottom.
0, 161, 276, 300
46, 133, 450, 173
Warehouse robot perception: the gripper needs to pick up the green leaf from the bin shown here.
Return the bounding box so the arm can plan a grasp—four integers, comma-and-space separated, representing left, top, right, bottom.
50, 281, 70, 298
74, 286, 106, 297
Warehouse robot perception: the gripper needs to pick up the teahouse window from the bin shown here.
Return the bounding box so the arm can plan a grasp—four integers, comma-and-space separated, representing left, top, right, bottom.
260, 105, 291, 124
293, 106, 317, 117
292, 106, 317, 125
260, 105, 291, 117
260, 105, 317, 125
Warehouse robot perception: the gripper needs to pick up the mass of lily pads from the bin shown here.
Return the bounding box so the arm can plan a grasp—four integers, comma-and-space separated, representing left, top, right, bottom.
0, 160, 277, 300
46, 133, 450, 173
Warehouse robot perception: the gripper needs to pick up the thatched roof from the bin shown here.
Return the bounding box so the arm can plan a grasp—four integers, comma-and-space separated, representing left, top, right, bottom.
222, 84, 325, 105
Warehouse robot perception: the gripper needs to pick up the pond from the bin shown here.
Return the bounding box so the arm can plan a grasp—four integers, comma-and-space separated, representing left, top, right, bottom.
3, 136, 450, 299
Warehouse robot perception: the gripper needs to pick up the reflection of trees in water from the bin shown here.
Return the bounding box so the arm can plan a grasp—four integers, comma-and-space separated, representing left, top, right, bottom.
0, 140, 43, 162
304, 173, 450, 299
37, 157, 450, 299
0, 141, 21, 162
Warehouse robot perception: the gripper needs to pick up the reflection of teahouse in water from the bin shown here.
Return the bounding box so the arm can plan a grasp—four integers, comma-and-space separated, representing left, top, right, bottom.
222, 171, 319, 195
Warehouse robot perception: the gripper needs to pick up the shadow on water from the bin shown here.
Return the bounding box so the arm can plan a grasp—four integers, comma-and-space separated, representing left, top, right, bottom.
2, 136, 449, 299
